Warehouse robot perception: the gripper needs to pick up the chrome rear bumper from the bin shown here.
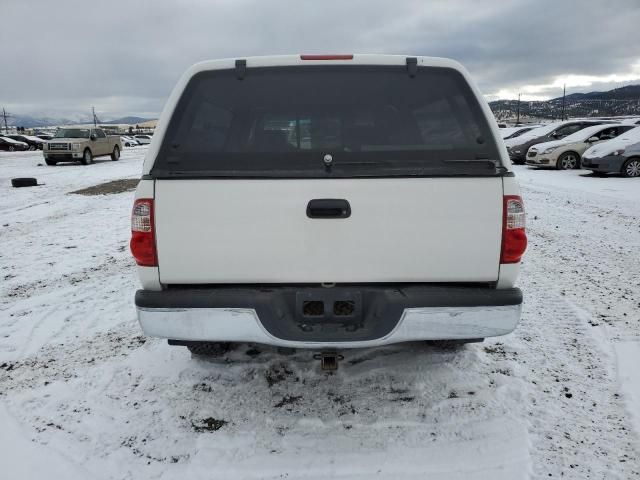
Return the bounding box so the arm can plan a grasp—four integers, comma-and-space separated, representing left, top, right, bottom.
136, 285, 522, 348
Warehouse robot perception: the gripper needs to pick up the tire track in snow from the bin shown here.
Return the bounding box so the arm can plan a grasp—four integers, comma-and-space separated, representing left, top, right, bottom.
0, 252, 133, 303
0, 254, 137, 361
516, 290, 638, 478
0, 323, 147, 395
514, 173, 640, 478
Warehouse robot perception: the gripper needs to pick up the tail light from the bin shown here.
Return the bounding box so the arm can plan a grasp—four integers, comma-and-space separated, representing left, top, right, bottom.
130, 199, 157, 267
500, 195, 527, 264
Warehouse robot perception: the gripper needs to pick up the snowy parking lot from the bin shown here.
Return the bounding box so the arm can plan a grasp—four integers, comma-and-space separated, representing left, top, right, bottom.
1, 148, 639, 479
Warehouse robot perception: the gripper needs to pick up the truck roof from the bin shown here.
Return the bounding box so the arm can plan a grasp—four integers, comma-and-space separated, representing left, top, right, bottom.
187, 54, 464, 72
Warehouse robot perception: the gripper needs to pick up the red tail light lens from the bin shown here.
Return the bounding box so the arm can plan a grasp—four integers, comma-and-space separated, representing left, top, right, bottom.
300, 54, 354, 60
130, 199, 157, 267
500, 195, 527, 264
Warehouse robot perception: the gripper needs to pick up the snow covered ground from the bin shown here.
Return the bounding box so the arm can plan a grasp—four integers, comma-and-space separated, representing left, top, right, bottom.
1, 149, 639, 479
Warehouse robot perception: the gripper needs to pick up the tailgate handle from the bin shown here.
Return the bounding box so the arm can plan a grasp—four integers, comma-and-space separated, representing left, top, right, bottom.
306, 199, 351, 219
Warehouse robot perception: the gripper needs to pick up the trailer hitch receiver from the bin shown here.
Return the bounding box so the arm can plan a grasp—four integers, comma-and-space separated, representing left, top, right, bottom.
314, 351, 343, 371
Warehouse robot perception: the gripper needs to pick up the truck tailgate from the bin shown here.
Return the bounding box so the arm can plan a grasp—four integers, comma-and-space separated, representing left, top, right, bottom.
154, 177, 502, 284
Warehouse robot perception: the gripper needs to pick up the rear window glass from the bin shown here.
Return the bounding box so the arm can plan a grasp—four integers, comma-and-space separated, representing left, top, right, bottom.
152, 65, 502, 178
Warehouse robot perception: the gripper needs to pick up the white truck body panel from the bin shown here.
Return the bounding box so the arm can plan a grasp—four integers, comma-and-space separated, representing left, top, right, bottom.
154, 177, 503, 284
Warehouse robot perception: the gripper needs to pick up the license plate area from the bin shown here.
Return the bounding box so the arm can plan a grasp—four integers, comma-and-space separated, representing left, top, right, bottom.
295, 290, 363, 332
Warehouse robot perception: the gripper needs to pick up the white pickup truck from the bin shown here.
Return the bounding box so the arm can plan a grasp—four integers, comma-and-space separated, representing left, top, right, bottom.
130, 54, 527, 358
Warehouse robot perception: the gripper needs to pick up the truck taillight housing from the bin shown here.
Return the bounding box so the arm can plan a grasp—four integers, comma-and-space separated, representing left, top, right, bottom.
130, 199, 157, 267
500, 195, 527, 264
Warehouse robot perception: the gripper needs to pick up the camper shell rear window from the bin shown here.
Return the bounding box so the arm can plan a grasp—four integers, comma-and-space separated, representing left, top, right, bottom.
152, 65, 503, 178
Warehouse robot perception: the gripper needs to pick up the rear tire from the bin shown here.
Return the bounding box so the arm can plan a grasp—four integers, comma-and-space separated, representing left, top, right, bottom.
81, 148, 93, 165
621, 158, 640, 178
111, 145, 120, 161
187, 342, 233, 357
557, 152, 579, 170
8, 146, 15, 152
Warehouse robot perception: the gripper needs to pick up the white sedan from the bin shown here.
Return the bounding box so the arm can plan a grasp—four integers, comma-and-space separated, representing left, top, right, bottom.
120, 136, 139, 147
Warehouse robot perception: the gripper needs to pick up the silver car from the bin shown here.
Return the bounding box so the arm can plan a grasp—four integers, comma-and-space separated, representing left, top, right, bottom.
525, 124, 633, 169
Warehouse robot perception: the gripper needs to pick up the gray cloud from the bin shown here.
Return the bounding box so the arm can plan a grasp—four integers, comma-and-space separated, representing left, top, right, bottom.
1, 0, 639, 118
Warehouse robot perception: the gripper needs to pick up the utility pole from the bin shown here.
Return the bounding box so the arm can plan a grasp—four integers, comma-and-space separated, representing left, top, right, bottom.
92, 106, 99, 127
2, 107, 12, 134
561, 84, 566, 120
516, 92, 521, 125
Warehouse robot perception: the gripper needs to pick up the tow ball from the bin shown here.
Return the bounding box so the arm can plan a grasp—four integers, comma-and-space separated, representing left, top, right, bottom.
313, 351, 344, 371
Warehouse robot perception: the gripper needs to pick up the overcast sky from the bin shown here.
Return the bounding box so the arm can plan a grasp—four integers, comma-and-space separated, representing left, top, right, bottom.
2, 0, 640, 119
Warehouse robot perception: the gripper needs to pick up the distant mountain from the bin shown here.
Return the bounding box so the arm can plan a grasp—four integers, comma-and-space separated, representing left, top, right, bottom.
10, 114, 89, 128
99, 116, 153, 125
562, 84, 640, 101
490, 84, 640, 121
10, 114, 153, 128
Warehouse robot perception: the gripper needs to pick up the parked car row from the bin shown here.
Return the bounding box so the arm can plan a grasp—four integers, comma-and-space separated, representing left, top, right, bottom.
505, 120, 605, 164
525, 124, 634, 169
5, 134, 45, 150
500, 125, 541, 140
1, 136, 27, 151
120, 134, 153, 147
1, 130, 153, 155
504, 119, 640, 177
0, 133, 48, 151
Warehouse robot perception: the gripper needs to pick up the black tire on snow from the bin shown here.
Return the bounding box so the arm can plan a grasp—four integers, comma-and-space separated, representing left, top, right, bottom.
45, 158, 57, 166
81, 148, 93, 165
187, 342, 233, 357
11, 177, 38, 188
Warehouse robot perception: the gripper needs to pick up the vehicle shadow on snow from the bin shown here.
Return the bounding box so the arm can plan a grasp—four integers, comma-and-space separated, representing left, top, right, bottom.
578, 172, 624, 178
47, 160, 115, 167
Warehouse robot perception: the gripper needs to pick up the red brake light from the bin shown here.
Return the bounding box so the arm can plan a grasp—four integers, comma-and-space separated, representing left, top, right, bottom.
300, 54, 353, 60
130, 199, 157, 267
500, 195, 527, 264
